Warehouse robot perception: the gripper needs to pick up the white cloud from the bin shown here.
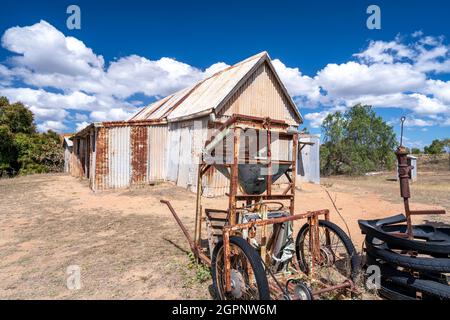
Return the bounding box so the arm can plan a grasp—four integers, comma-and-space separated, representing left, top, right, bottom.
270, 34, 450, 126
304, 111, 331, 128
204, 62, 229, 77
104, 55, 206, 98
90, 108, 134, 122
75, 121, 90, 132
0, 20, 449, 133
408, 93, 448, 115
2, 20, 104, 76
354, 39, 414, 64
425, 80, 450, 104
73, 113, 88, 122
403, 117, 434, 127
272, 59, 321, 104
316, 61, 425, 97
283, 35, 449, 128
29, 105, 67, 121
0, 21, 231, 132
0, 87, 98, 111
37, 120, 67, 132
0, 65, 13, 85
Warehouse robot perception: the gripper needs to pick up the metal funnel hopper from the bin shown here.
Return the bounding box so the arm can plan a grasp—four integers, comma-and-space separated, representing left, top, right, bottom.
214, 163, 291, 195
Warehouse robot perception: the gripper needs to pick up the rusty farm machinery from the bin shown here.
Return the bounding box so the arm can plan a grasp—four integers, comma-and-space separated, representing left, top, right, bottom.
161, 114, 358, 300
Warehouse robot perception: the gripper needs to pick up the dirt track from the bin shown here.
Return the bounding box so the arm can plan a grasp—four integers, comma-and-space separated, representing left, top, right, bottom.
0, 173, 447, 299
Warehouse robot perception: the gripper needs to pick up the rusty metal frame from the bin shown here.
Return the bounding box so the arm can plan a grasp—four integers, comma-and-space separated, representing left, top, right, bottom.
161, 114, 355, 300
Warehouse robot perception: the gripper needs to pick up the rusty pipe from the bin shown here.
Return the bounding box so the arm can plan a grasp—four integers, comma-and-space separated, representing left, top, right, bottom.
159, 199, 214, 267
312, 280, 354, 297
223, 209, 330, 233
160, 200, 197, 253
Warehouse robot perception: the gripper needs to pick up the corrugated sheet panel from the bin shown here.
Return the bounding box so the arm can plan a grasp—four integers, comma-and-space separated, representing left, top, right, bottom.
64, 148, 71, 172
148, 124, 168, 181
94, 127, 109, 190
107, 126, 131, 188
219, 62, 298, 125
297, 134, 320, 184
89, 130, 96, 189
69, 138, 84, 178
202, 167, 230, 197
164, 117, 231, 196
166, 123, 181, 182
176, 122, 194, 188
131, 126, 148, 184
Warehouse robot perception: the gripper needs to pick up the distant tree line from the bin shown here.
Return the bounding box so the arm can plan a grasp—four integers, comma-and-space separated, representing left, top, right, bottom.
423, 139, 450, 154
320, 104, 449, 175
0, 97, 64, 177
403, 139, 449, 155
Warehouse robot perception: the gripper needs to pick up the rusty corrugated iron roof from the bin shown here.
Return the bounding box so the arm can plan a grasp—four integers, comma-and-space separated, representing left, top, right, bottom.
129, 51, 302, 123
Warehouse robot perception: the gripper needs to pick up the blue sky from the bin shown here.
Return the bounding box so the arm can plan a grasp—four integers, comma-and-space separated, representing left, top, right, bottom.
0, 0, 449, 149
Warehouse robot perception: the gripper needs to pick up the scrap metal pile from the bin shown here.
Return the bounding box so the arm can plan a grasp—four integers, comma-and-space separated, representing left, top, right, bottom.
359, 117, 450, 300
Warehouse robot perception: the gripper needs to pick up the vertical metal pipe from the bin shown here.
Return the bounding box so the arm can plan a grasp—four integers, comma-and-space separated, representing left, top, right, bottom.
223, 229, 232, 292
194, 163, 203, 248
267, 127, 272, 196
290, 133, 298, 215
396, 146, 413, 238
229, 127, 240, 225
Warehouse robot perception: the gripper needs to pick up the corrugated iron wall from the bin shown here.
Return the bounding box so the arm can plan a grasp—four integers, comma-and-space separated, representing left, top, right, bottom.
91, 124, 169, 190
74, 124, 320, 193
148, 125, 167, 181
165, 118, 231, 196
219, 62, 298, 125
107, 126, 131, 188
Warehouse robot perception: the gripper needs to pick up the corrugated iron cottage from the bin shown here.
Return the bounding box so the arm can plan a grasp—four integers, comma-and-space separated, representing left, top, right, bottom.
68, 52, 320, 195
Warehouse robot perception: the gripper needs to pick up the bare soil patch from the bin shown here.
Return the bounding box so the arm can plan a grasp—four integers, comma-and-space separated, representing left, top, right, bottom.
0, 172, 447, 299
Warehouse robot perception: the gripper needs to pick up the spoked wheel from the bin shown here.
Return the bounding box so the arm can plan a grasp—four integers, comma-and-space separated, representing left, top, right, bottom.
295, 220, 358, 282
212, 236, 270, 300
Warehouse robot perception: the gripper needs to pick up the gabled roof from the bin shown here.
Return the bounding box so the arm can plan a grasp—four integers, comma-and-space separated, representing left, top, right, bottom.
129, 51, 302, 123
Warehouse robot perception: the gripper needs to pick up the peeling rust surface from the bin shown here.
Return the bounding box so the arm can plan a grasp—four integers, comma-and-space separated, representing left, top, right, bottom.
94, 127, 109, 191
131, 126, 148, 185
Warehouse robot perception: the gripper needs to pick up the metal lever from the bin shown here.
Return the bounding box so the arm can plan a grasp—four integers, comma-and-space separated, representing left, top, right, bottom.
400, 116, 406, 147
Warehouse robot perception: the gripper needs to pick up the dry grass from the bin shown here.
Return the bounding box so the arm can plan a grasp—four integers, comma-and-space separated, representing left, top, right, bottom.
0, 174, 210, 299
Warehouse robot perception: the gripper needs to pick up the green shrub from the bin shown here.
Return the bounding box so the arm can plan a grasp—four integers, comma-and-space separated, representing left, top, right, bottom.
0, 97, 64, 176
320, 104, 397, 176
